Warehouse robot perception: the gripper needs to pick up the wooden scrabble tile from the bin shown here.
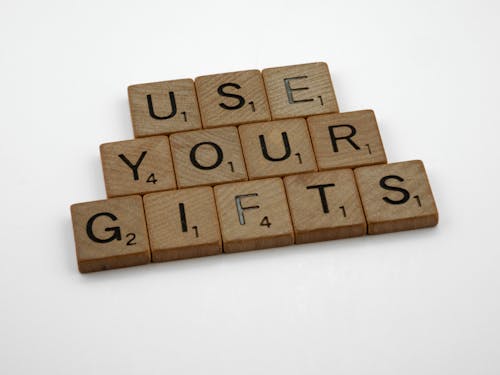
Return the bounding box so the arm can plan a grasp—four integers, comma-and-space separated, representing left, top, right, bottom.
354, 160, 439, 235
214, 178, 294, 253
100, 136, 176, 197
195, 70, 271, 128
238, 118, 317, 179
128, 79, 202, 137
307, 110, 387, 170
284, 169, 366, 244
262, 62, 339, 119
170, 127, 247, 188
143, 187, 222, 262
70, 195, 150, 273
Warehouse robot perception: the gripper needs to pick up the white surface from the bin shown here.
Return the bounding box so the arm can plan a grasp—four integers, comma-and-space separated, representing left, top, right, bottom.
1, 0, 499, 374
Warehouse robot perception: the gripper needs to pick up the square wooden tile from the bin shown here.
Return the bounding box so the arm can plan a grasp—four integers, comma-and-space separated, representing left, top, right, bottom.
214, 178, 294, 253
143, 187, 222, 262
239, 118, 317, 179
284, 169, 366, 244
262, 62, 339, 119
170, 127, 247, 188
100, 136, 176, 197
70, 195, 150, 273
354, 160, 439, 235
128, 79, 202, 137
307, 110, 387, 170
195, 70, 271, 128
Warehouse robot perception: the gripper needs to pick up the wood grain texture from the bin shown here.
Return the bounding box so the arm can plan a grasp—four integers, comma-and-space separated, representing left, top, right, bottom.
238, 118, 317, 179
284, 169, 366, 244
354, 160, 439, 234
143, 186, 222, 262
307, 110, 387, 170
70, 195, 150, 273
214, 178, 294, 253
195, 70, 271, 128
100, 136, 176, 197
128, 79, 202, 137
170, 126, 248, 188
262, 62, 339, 119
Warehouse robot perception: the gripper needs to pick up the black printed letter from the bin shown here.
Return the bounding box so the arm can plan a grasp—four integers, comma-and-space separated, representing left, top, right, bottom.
379, 175, 410, 205
147, 92, 177, 120
218, 83, 245, 110
190, 142, 224, 170
118, 151, 147, 180
328, 125, 360, 152
259, 132, 291, 162
284, 76, 314, 104
306, 184, 336, 213
86, 212, 122, 243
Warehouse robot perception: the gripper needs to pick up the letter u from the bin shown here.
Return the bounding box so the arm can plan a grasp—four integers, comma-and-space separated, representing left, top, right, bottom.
258, 132, 291, 162
147, 92, 177, 120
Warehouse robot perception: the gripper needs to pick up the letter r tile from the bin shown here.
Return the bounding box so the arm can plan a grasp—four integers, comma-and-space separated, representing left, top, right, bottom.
214, 178, 294, 253
262, 62, 339, 119
307, 110, 387, 170
70, 196, 150, 273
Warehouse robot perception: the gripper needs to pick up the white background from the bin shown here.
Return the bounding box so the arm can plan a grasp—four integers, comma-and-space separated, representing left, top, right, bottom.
1, 0, 499, 374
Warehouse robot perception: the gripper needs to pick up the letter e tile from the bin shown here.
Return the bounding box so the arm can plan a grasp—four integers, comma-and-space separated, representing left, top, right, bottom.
262, 62, 339, 119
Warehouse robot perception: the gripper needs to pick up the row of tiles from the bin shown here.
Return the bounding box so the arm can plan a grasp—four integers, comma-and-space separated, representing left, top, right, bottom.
128, 62, 339, 137
102, 110, 386, 197
71, 161, 439, 273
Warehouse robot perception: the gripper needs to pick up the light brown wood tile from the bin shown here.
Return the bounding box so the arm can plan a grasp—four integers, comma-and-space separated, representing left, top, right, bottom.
100, 136, 176, 197
170, 126, 247, 188
238, 118, 317, 179
354, 160, 439, 234
214, 178, 294, 253
195, 70, 271, 128
262, 62, 339, 119
70, 195, 150, 273
143, 186, 222, 262
284, 169, 366, 244
128, 79, 202, 137
307, 110, 387, 170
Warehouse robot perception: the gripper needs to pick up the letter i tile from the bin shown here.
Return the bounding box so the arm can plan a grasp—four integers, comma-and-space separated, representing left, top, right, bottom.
143, 186, 222, 262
